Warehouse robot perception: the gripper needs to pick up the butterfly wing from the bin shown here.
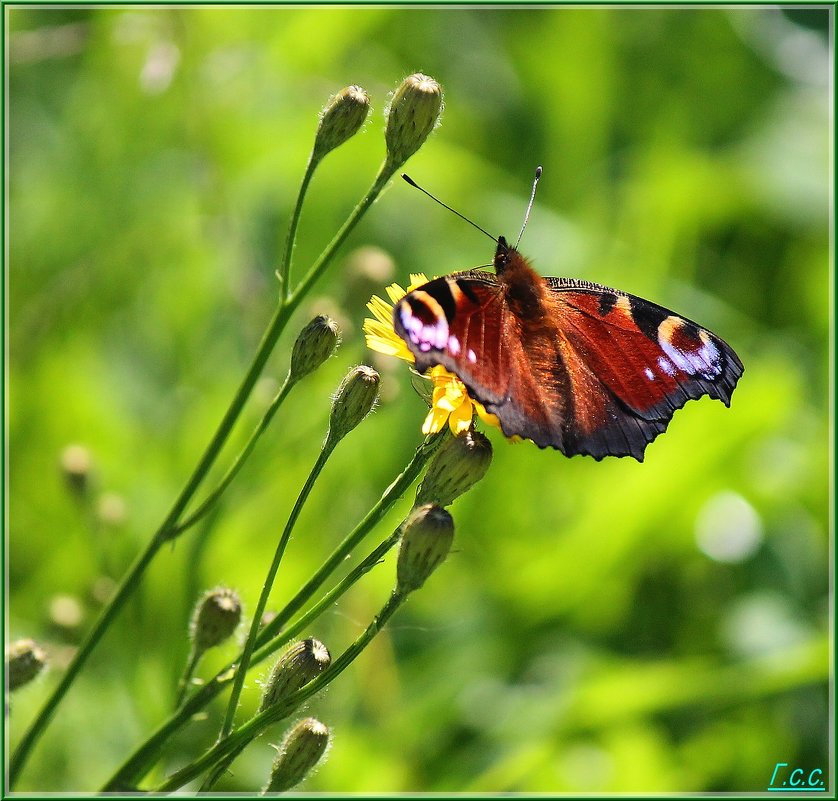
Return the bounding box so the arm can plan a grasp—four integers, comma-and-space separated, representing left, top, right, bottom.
394, 265, 743, 461
542, 277, 743, 459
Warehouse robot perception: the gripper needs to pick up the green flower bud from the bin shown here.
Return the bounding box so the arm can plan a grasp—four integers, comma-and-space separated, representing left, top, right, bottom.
262, 718, 331, 794
327, 365, 380, 444
396, 504, 454, 594
259, 638, 331, 713
6, 638, 47, 692
415, 430, 493, 507
312, 85, 370, 161
60, 443, 93, 497
384, 73, 443, 168
289, 315, 341, 382
190, 587, 242, 655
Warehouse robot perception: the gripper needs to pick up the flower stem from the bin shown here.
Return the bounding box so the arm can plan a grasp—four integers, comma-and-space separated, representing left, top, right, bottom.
254, 431, 444, 648
277, 155, 319, 302
286, 160, 397, 315
154, 590, 407, 793
175, 646, 204, 710
217, 436, 338, 744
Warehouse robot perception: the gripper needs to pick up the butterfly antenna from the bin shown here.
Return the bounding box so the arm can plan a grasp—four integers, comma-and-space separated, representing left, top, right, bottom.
401, 174, 498, 244
515, 165, 542, 249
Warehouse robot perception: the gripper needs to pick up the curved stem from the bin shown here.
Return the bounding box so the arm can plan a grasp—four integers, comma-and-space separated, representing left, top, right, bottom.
285, 160, 397, 318
11, 538, 162, 785
175, 646, 204, 710
254, 430, 444, 648
277, 155, 319, 301
218, 436, 338, 742
14, 154, 401, 788
101, 525, 399, 792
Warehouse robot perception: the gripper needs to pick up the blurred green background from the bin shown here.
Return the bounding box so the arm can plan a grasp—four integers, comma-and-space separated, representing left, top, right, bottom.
8, 6, 830, 793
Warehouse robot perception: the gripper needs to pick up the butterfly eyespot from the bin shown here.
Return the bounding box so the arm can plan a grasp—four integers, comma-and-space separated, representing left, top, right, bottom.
398, 296, 450, 353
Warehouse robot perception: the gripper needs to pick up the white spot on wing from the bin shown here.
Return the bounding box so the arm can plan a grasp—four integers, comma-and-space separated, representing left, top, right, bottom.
657, 356, 676, 376
467, 348, 477, 364
644, 367, 655, 381
448, 335, 461, 355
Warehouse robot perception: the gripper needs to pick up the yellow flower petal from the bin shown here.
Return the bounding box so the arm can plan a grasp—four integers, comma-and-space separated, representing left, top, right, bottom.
448, 398, 474, 434
422, 404, 448, 435
385, 283, 407, 304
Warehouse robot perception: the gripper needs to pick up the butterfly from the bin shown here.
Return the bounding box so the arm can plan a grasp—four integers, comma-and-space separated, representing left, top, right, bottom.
393, 235, 744, 461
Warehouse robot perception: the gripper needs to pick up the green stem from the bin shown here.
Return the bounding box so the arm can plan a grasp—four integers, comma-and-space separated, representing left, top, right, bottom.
200, 518, 409, 790
154, 590, 407, 794
285, 160, 397, 316
171, 373, 296, 537
11, 538, 162, 786
9, 301, 294, 788
175, 646, 204, 710
254, 431, 443, 648
218, 436, 338, 743
100, 437, 436, 792
277, 155, 319, 301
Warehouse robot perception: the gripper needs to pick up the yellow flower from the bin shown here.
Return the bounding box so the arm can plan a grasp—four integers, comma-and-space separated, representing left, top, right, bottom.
363, 277, 505, 438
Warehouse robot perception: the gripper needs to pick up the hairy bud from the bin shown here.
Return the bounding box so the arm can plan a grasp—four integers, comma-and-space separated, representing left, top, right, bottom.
396, 504, 454, 594
384, 73, 443, 168
327, 365, 380, 444
415, 430, 493, 507
263, 718, 331, 793
312, 85, 370, 161
290, 315, 341, 381
190, 587, 242, 655
259, 638, 331, 713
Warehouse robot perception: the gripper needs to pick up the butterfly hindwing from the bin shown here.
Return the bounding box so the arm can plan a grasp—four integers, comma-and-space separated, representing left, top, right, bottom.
541, 278, 743, 459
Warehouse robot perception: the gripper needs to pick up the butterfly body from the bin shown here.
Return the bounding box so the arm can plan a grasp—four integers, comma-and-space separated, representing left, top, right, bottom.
394, 237, 743, 461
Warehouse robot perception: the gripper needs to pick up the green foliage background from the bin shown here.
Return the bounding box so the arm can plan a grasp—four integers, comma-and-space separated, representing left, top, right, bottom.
8, 6, 830, 793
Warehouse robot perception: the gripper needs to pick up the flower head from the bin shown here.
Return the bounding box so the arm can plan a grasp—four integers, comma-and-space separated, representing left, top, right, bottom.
415, 429, 493, 508
259, 639, 331, 713
327, 365, 380, 444
363, 279, 504, 438
290, 315, 341, 382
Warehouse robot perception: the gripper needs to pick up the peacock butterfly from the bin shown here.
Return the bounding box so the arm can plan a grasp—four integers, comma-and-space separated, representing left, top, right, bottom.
393, 177, 743, 461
